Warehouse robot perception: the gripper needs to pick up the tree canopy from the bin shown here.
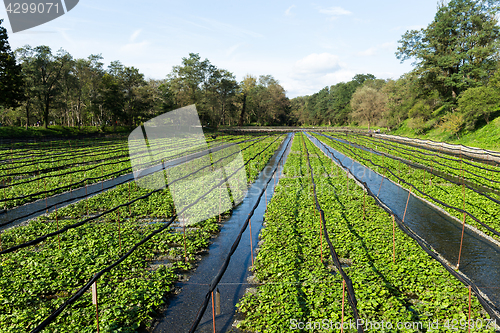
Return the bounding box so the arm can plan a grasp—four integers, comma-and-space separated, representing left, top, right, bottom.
0, 19, 24, 110
396, 0, 500, 102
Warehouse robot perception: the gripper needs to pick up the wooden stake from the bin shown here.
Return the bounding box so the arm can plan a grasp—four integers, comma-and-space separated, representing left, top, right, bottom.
402, 187, 412, 223
117, 210, 122, 253
128, 182, 131, 215
462, 183, 465, 210
211, 291, 216, 333
249, 217, 254, 266
392, 215, 396, 263
219, 185, 221, 223
363, 192, 366, 220
468, 285, 472, 333
341, 280, 345, 333
265, 186, 267, 210
457, 212, 466, 269
215, 288, 221, 315
346, 171, 349, 196
319, 216, 323, 263
44, 177, 47, 213
183, 223, 188, 263
92, 280, 100, 333
56, 205, 60, 249
377, 177, 384, 197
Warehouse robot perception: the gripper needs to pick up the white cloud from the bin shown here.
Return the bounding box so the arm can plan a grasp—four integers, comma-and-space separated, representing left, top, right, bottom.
319, 6, 351, 20
285, 53, 356, 97
130, 29, 142, 42
292, 53, 341, 78
285, 5, 296, 17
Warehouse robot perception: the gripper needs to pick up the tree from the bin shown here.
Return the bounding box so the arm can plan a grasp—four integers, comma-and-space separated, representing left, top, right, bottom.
396, 0, 500, 102
350, 81, 387, 130
238, 74, 257, 125
71, 55, 105, 126
16, 45, 73, 128
0, 19, 24, 110
458, 85, 500, 129
439, 113, 465, 138
101, 73, 125, 128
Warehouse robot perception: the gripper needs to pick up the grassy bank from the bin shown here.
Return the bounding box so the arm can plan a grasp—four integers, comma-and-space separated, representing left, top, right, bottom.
389, 117, 500, 152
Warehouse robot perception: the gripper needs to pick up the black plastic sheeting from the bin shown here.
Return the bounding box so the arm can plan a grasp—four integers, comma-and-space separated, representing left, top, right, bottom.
302, 134, 364, 333
306, 133, 500, 323
29, 135, 284, 333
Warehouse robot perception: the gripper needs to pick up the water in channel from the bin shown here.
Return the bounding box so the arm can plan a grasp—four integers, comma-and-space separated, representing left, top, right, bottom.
151, 133, 293, 333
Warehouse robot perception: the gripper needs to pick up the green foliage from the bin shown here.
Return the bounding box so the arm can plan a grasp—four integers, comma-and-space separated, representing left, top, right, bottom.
321, 132, 500, 241
458, 85, 500, 130
290, 74, 376, 126
238, 133, 495, 332
0, 19, 24, 109
396, 0, 500, 102
350, 81, 387, 129
407, 117, 426, 134
0, 133, 280, 331
439, 113, 465, 139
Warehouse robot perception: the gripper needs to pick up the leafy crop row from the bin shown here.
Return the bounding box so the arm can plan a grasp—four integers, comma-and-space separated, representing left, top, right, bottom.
0, 134, 282, 332
0, 134, 255, 210
335, 132, 500, 192
236, 133, 493, 332
317, 133, 500, 243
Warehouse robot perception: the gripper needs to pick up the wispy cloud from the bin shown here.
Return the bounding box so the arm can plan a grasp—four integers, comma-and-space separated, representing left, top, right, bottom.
130, 29, 142, 42
285, 5, 296, 17
358, 42, 396, 57
226, 43, 245, 56
391, 24, 426, 32
319, 6, 351, 20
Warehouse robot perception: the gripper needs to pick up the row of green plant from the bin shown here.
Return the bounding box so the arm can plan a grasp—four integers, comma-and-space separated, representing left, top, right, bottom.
236, 133, 494, 332
0, 134, 263, 210
0, 133, 284, 332
316, 133, 500, 243
0, 137, 120, 158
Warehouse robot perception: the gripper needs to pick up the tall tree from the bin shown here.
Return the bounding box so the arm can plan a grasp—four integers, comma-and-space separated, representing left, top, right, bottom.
16, 46, 72, 128
396, 0, 500, 102
238, 74, 257, 126
0, 19, 24, 111
350, 80, 387, 130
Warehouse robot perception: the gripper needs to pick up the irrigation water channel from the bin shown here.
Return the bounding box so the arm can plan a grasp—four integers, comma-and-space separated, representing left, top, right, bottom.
3, 131, 500, 331
305, 132, 500, 314
0, 134, 292, 332
151, 133, 293, 333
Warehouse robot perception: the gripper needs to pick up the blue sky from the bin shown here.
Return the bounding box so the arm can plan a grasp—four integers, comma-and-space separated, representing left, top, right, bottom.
1, 0, 440, 97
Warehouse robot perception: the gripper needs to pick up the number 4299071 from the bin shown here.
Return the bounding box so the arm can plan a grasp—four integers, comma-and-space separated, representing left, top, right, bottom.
6, 3, 60, 14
